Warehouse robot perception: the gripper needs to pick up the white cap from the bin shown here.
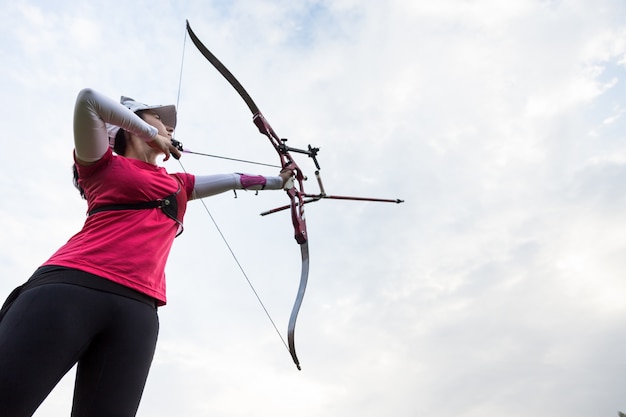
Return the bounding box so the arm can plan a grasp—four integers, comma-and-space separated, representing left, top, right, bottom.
120, 96, 177, 128
107, 96, 177, 145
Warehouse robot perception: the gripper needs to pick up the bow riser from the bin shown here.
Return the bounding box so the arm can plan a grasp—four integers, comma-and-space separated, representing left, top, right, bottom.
253, 113, 307, 244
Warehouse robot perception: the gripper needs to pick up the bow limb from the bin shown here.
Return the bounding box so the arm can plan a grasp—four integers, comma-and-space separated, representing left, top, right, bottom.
186, 20, 309, 370
288, 241, 309, 370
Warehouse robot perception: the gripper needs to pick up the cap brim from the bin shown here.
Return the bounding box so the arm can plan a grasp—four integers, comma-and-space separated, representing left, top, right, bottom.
145, 104, 177, 129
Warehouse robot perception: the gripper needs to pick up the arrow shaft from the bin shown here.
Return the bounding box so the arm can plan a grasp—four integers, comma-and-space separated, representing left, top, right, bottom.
181, 149, 281, 168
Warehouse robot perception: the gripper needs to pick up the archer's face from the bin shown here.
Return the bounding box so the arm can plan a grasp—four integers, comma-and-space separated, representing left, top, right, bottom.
142, 111, 173, 139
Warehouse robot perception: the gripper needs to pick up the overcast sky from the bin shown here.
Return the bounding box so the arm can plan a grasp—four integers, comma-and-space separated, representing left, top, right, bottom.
1, 0, 626, 416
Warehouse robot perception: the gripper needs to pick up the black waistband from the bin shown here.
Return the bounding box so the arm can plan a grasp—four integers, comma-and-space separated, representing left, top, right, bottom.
26, 265, 158, 308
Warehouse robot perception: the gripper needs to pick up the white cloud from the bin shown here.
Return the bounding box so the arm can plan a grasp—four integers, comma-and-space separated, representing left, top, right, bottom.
2, 0, 626, 416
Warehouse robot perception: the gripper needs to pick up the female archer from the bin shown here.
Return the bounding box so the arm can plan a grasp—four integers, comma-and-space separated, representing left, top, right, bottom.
0, 88, 293, 417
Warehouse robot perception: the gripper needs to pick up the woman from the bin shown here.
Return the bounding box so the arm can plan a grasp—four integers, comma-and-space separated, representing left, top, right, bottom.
0, 88, 292, 417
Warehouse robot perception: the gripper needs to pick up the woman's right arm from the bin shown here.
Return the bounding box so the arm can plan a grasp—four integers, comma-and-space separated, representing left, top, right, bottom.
73, 88, 158, 165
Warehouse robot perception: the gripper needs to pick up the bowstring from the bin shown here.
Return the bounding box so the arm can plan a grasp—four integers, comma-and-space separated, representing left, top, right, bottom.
175, 25, 289, 353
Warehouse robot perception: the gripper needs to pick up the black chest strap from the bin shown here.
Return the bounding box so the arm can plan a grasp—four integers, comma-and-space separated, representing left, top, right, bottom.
88, 185, 183, 236
88, 199, 166, 214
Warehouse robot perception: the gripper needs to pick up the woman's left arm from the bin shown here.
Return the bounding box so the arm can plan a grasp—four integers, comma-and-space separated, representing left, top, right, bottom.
191, 173, 285, 200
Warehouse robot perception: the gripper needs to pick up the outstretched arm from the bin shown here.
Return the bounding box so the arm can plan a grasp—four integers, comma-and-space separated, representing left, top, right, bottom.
191, 173, 288, 200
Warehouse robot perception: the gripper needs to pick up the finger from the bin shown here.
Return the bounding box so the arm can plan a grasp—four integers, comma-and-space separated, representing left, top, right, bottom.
162, 143, 171, 161
281, 164, 295, 174
171, 145, 182, 160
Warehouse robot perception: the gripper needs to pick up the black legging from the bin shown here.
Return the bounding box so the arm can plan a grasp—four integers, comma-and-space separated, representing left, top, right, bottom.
0, 283, 159, 417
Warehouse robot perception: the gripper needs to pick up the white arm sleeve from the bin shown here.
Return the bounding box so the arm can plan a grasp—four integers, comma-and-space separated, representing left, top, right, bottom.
73, 88, 158, 162
192, 174, 284, 200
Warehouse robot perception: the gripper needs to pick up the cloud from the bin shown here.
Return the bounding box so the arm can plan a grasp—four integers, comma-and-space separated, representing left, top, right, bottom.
2, 1, 626, 416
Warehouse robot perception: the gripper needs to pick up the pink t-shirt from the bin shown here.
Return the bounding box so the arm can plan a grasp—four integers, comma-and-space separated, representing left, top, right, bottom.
43, 148, 195, 306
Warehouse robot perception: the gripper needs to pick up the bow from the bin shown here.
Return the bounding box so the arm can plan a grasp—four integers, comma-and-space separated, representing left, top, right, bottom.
185, 20, 312, 370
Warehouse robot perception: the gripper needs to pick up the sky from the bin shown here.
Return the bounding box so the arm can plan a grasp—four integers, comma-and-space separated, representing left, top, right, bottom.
1, 0, 626, 416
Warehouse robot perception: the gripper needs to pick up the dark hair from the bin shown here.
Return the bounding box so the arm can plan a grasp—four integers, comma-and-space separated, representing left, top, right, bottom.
72, 164, 85, 199
112, 127, 129, 157
73, 112, 149, 199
